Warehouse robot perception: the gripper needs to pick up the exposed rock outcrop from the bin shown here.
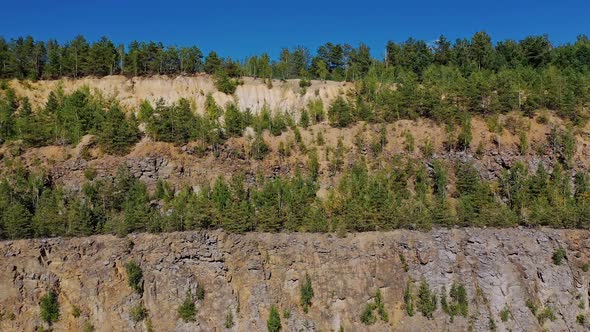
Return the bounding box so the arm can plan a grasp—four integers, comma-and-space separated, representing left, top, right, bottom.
1, 228, 589, 331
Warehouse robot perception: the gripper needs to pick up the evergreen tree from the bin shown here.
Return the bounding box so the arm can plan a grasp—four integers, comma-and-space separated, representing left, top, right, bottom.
224, 103, 243, 136
98, 105, 141, 155
328, 96, 353, 127
204, 51, 222, 74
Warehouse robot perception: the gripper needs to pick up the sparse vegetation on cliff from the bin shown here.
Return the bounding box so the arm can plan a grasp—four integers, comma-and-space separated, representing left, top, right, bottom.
39, 291, 60, 325
267, 305, 281, 332
178, 290, 196, 322
300, 273, 314, 313
125, 261, 143, 294
417, 281, 437, 319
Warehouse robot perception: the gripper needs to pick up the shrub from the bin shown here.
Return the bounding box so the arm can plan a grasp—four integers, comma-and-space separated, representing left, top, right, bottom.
375, 289, 388, 322
537, 307, 556, 324
299, 78, 312, 89
71, 305, 81, 318
441, 282, 468, 319
519, 132, 528, 155
195, 283, 205, 301
249, 133, 270, 160
125, 261, 143, 294
489, 317, 497, 331
214, 71, 238, 95
40, 290, 60, 325
267, 305, 281, 332
449, 282, 468, 317
500, 305, 510, 322
361, 289, 388, 324
316, 130, 325, 145
83, 322, 95, 332
552, 247, 567, 265
178, 290, 196, 322
360, 303, 376, 325
582, 262, 590, 272
299, 110, 310, 128
577, 314, 587, 326
282, 309, 291, 319
130, 304, 147, 322
526, 299, 537, 315
224, 310, 234, 328
403, 130, 415, 152
300, 273, 314, 313
328, 96, 353, 128
399, 253, 409, 272
404, 282, 415, 316
421, 139, 434, 158
417, 281, 437, 319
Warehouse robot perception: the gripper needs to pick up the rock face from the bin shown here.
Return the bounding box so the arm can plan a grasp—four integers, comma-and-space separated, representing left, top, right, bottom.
1, 228, 589, 332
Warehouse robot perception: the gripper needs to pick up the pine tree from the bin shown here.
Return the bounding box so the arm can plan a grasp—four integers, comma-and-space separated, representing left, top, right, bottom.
224, 103, 243, 136
328, 96, 353, 127
98, 105, 141, 155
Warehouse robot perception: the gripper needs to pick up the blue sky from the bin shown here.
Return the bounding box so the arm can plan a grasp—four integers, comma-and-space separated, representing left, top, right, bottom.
1, 0, 588, 60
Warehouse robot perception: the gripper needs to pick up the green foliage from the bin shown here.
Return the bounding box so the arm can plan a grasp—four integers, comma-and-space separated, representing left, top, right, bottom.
360, 303, 377, 325
403, 130, 415, 152
71, 305, 81, 318
417, 280, 437, 319
308, 99, 325, 124
500, 305, 511, 322
488, 317, 497, 331
299, 109, 310, 128
224, 310, 235, 328
552, 247, 567, 265
441, 282, 468, 318
300, 273, 314, 313
267, 305, 281, 332
457, 116, 472, 150
404, 282, 415, 316
433, 160, 447, 198
375, 289, 388, 322
178, 290, 196, 322
360, 289, 389, 324
537, 307, 556, 324
328, 96, 353, 127
125, 261, 143, 294
399, 253, 409, 272
299, 78, 311, 89
98, 105, 141, 155
249, 132, 270, 160
519, 132, 529, 155
144, 99, 199, 145
39, 291, 60, 325
82, 322, 95, 332
224, 103, 245, 136
130, 304, 147, 322
577, 314, 587, 327
214, 69, 239, 95
195, 283, 205, 301
526, 299, 538, 315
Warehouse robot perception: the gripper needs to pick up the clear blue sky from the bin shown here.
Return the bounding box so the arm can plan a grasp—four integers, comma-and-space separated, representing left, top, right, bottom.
1, 0, 588, 60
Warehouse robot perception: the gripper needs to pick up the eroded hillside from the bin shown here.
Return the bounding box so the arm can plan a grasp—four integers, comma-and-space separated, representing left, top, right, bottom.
1, 75, 590, 237
8, 75, 350, 114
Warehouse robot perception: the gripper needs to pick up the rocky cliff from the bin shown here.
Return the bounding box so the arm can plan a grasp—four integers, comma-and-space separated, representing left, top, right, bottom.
1, 228, 589, 331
